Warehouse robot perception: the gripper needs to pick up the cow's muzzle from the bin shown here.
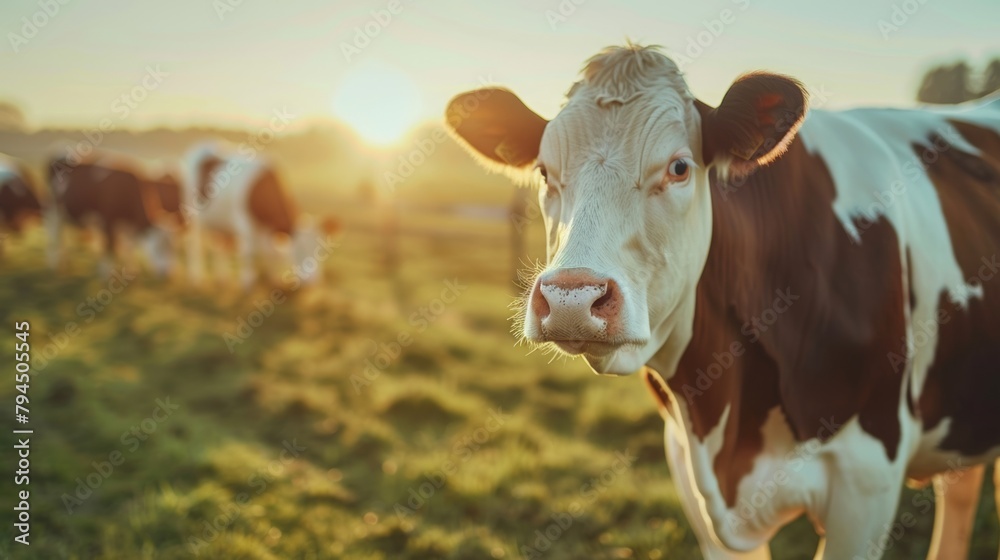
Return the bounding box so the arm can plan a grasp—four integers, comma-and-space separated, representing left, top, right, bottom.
527, 267, 628, 354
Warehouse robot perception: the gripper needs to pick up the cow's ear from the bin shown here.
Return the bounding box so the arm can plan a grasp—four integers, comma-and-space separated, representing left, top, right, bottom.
445, 88, 548, 168
697, 73, 807, 177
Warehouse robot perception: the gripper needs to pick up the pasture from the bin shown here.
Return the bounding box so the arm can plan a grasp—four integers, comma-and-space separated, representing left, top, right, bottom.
0, 205, 997, 559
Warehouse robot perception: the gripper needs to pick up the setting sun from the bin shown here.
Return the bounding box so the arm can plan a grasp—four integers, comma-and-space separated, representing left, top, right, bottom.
332, 61, 422, 146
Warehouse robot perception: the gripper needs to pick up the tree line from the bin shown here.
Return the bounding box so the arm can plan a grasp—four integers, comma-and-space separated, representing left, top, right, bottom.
917, 58, 1000, 104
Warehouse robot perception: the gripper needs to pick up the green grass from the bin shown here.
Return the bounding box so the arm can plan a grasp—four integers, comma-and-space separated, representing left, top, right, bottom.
0, 221, 996, 560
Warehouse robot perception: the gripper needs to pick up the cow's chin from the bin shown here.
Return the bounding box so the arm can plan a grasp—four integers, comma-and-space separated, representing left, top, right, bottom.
546, 341, 648, 376
583, 347, 648, 376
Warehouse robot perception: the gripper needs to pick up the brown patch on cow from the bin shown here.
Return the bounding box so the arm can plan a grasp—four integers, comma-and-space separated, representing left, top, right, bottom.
643, 367, 674, 418
149, 173, 184, 227
0, 174, 42, 232
917, 120, 1000, 456
667, 137, 907, 507
247, 168, 296, 235
56, 161, 168, 253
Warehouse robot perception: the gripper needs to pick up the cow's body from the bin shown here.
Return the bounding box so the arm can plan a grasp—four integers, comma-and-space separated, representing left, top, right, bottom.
645, 101, 1000, 558
47, 152, 179, 276
446, 45, 1000, 559
0, 154, 42, 237
182, 144, 336, 289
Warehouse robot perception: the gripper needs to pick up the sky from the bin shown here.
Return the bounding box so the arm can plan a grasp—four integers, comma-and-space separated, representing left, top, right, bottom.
1, 0, 998, 144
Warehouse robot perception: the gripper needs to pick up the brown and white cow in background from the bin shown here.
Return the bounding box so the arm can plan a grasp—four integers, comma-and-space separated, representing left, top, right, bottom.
446, 45, 1000, 559
47, 150, 181, 278
182, 143, 338, 290
0, 153, 43, 255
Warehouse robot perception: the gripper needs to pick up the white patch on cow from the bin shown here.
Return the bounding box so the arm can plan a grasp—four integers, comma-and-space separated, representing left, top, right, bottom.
797, 96, 1000, 402
663, 417, 772, 559
665, 385, 923, 557
674, 403, 808, 551
0, 154, 18, 174
0, 155, 24, 195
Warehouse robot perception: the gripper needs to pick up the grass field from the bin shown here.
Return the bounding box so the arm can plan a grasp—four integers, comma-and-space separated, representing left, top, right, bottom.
0, 215, 997, 560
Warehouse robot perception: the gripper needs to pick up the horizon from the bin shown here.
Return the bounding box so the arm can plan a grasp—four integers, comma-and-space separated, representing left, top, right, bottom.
2, 0, 999, 146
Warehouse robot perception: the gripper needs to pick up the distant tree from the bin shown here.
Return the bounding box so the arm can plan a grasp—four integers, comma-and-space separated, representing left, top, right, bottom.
981, 59, 1000, 98
917, 62, 973, 104
0, 102, 26, 131
917, 58, 1000, 104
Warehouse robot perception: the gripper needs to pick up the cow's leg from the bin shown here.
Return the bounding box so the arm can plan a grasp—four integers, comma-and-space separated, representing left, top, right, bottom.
995, 461, 1000, 560
816, 467, 905, 560
234, 218, 256, 290
186, 218, 204, 286
664, 420, 771, 560
98, 221, 116, 279
45, 208, 63, 270
927, 465, 985, 560
209, 236, 231, 284
117, 225, 139, 275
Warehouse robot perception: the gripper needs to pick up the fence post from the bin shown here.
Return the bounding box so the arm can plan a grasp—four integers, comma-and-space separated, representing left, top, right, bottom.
382, 199, 404, 306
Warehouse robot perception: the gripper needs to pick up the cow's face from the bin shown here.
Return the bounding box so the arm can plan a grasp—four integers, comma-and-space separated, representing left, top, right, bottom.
447, 46, 805, 375
291, 216, 340, 286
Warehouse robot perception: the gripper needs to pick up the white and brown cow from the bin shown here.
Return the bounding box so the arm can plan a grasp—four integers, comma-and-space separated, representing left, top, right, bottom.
446, 45, 1000, 559
47, 151, 181, 277
0, 153, 43, 253
182, 143, 338, 289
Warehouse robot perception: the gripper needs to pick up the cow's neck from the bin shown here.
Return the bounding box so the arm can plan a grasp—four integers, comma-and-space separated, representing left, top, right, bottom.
652, 137, 909, 506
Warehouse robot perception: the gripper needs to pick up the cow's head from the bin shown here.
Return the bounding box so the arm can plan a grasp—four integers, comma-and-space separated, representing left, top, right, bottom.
139, 224, 174, 278
291, 215, 340, 286
446, 45, 805, 375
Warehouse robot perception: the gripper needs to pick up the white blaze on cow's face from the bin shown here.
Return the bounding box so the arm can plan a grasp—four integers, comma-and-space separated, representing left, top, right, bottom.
528, 70, 713, 374
446, 45, 807, 375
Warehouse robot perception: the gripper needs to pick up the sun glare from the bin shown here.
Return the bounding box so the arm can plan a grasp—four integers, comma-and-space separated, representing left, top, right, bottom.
332, 62, 422, 147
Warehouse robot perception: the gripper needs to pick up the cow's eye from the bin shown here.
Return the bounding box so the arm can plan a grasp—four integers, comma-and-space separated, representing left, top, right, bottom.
667, 159, 691, 182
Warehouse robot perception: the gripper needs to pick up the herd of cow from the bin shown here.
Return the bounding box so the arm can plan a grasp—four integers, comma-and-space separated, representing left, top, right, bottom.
0, 143, 338, 287
5, 42, 1000, 559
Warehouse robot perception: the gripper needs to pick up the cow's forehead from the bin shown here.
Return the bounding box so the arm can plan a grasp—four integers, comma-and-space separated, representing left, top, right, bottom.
540, 88, 695, 177
538, 46, 696, 173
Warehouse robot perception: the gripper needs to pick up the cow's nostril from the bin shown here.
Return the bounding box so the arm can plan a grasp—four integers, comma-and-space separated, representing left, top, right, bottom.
531, 281, 551, 320
590, 280, 620, 319
592, 287, 612, 310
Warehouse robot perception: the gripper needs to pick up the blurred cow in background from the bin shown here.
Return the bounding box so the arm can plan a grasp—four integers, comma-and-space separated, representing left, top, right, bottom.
182, 143, 338, 290
46, 150, 182, 278
0, 153, 43, 256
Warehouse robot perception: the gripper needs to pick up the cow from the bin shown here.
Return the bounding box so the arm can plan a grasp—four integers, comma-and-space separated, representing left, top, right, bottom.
46, 151, 180, 278
445, 45, 1000, 559
182, 143, 338, 289
0, 154, 43, 254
